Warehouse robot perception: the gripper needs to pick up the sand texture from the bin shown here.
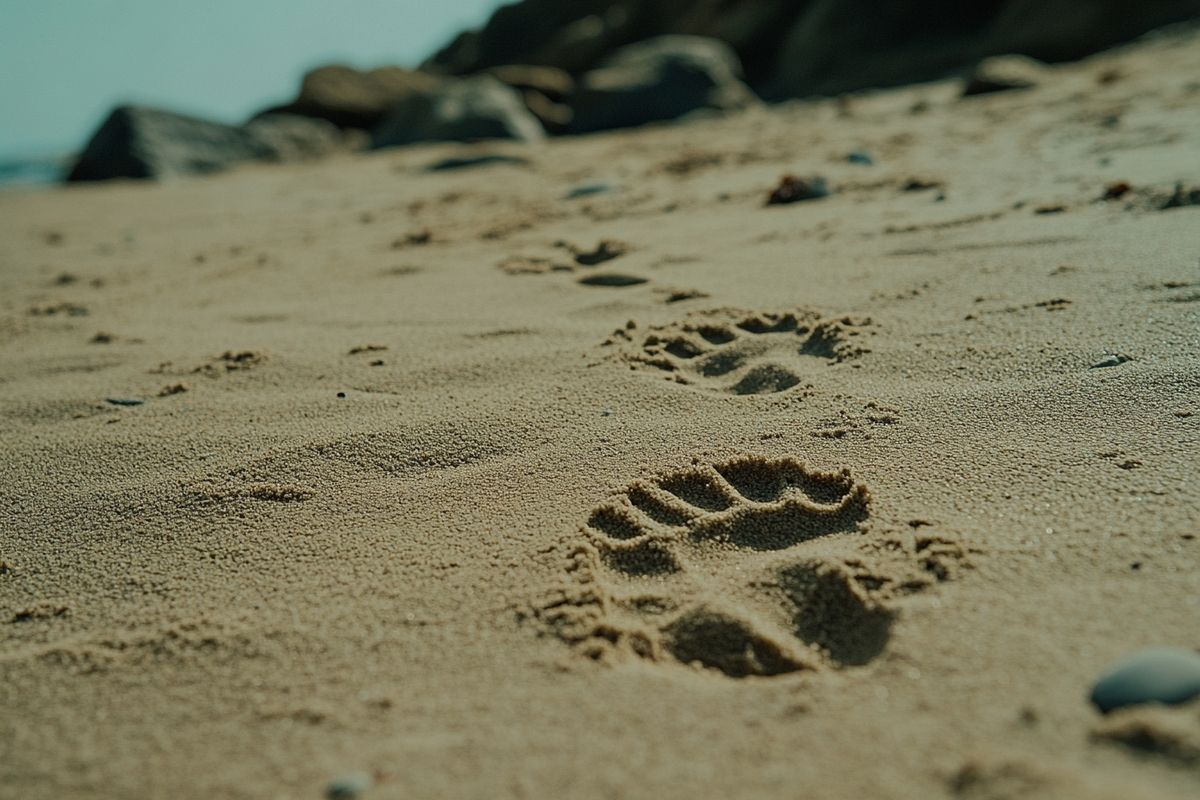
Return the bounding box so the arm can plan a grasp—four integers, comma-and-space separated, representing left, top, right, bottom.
2, 27, 1199, 800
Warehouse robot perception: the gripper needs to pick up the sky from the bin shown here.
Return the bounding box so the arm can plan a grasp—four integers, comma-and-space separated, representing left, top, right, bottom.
0, 1, 506, 158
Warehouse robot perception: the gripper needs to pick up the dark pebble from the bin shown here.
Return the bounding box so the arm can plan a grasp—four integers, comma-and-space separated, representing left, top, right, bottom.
564, 182, 615, 200
578, 273, 649, 287
846, 151, 874, 166
1090, 648, 1200, 713
326, 772, 372, 799
1089, 354, 1132, 369
105, 397, 144, 406
1162, 182, 1200, 210
766, 175, 830, 206
426, 153, 529, 172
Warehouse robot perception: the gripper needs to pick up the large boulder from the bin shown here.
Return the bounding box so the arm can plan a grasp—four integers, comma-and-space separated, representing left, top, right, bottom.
66, 106, 342, 182
423, 0, 798, 85
765, 0, 1002, 99
259, 64, 442, 130
765, 0, 1200, 99
980, 0, 1200, 62
486, 65, 576, 131
371, 76, 545, 149
568, 36, 758, 134
423, 1, 626, 75
424, 0, 1200, 102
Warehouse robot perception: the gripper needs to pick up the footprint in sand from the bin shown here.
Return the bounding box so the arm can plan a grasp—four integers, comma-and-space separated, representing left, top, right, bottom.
498, 239, 650, 288
606, 309, 872, 395
538, 456, 929, 678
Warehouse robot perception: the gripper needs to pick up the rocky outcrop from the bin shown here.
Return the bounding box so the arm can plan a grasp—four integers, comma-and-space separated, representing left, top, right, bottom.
425, 0, 1200, 100
66, 106, 342, 182
961, 54, 1048, 97
569, 36, 758, 134
65, 0, 1200, 182
258, 64, 442, 130
982, 0, 1200, 61
371, 76, 545, 149
423, 0, 796, 86
764, 1, 1004, 99
486, 65, 576, 131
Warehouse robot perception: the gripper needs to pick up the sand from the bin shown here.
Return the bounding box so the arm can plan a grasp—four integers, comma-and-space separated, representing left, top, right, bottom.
2, 25, 1199, 800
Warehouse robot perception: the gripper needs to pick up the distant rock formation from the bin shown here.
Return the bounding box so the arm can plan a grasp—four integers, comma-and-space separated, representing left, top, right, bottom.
371, 76, 544, 149
569, 36, 758, 134
256, 65, 443, 130
67, 0, 1200, 181
425, 0, 1200, 99
66, 106, 342, 182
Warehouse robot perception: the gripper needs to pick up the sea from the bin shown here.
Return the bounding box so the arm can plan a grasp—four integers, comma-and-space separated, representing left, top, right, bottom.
0, 154, 69, 189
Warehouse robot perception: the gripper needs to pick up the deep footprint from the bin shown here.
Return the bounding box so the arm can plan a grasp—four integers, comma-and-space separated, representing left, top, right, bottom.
555, 455, 889, 678
607, 309, 872, 395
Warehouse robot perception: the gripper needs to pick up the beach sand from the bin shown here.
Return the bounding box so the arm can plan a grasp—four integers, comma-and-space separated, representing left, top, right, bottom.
2, 26, 1199, 800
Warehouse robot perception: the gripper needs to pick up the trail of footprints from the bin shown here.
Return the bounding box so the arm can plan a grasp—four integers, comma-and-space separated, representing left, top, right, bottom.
606, 308, 872, 395
537, 456, 969, 678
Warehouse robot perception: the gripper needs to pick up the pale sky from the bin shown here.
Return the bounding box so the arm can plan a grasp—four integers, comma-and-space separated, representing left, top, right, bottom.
0, 1, 505, 157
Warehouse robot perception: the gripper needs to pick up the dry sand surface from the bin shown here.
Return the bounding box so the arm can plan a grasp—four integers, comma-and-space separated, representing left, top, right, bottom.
2, 26, 1200, 800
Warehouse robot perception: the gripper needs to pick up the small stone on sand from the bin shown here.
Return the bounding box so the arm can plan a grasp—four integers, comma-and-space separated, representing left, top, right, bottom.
326, 772, 372, 799
1090, 648, 1200, 713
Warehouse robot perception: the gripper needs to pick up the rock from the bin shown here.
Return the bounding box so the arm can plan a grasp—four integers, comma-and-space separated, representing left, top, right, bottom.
424, 1, 634, 75
1162, 182, 1200, 209
423, 0, 1200, 104
326, 772, 372, 799
67, 106, 342, 182
962, 54, 1048, 96
371, 76, 545, 149
579, 273, 649, 287
1090, 648, 1200, 713
486, 64, 575, 99
425, 153, 530, 171
424, 0, 807, 88
980, 0, 1200, 63
261, 65, 442, 130
766, 175, 830, 206
487, 64, 577, 130
846, 151, 874, 165
560, 239, 630, 265
1089, 353, 1133, 369
568, 36, 758, 134
243, 114, 346, 160
766, 0, 995, 99
519, 89, 574, 131
564, 182, 617, 199
527, 6, 639, 74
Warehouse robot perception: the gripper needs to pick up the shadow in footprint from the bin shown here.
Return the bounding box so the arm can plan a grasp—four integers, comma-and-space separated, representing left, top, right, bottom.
664, 606, 809, 678
730, 364, 802, 395
780, 562, 893, 666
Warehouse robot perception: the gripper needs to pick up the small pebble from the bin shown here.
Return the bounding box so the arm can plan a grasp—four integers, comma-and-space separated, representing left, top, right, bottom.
105, 397, 144, 406
578, 273, 648, 287
326, 772, 372, 799
564, 182, 615, 200
1089, 354, 1132, 369
1090, 647, 1200, 713
1102, 181, 1132, 200
766, 175, 830, 206
427, 153, 529, 172
336, 392, 346, 399
846, 151, 874, 166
